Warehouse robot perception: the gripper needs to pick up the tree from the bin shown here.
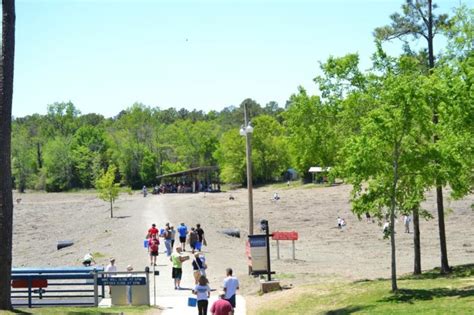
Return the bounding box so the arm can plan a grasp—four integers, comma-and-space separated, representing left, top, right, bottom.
375, 0, 452, 274
251, 115, 290, 183
284, 87, 339, 182
96, 165, 120, 218
340, 56, 433, 292
214, 129, 246, 184
0, 0, 15, 309
11, 124, 37, 192
43, 137, 74, 192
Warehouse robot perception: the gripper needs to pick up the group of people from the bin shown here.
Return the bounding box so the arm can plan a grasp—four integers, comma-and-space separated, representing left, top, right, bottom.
190, 268, 240, 315
145, 222, 239, 315
145, 222, 207, 257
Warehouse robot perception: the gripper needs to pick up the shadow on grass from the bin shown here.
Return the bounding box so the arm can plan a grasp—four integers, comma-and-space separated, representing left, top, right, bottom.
400, 264, 474, 280
380, 286, 474, 304
324, 305, 370, 314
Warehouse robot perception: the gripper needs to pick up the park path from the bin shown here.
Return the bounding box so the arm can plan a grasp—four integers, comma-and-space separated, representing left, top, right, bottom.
140, 195, 247, 314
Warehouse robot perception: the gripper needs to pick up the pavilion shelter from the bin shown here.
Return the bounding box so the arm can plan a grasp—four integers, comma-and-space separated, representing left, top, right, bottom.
156, 166, 220, 193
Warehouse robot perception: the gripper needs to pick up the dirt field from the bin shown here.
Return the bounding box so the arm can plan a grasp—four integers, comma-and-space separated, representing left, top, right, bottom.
12, 184, 474, 307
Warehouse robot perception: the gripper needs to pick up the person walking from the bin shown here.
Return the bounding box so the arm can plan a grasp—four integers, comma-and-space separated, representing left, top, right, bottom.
210, 291, 232, 315
147, 223, 159, 239
164, 226, 173, 256
149, 235, 160, 266
196, 223, 206, 251
192, 275, 211, 315
177, 223, 188, 251
142, 185, 148, 197
170, 246, 189, 290
192, 252, 207, 284
170, 225, 176, 249
222, 268, 239, 315
189, 227, 199, 253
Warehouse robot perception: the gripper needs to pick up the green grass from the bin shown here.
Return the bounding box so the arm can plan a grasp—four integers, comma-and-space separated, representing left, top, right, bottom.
92, 252, 106, 259
254, 264, 474, 315
0, 305, 152, 314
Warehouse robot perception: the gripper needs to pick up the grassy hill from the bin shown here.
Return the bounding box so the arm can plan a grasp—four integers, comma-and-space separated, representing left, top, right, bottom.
251, 264, 474, 315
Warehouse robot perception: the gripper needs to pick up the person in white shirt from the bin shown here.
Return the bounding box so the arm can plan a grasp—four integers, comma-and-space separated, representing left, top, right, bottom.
105, 258, 117, 294
403, 215, 411, 233
82, 253, 95, 266
222, 268, 239, 314
192, 275, 211, 315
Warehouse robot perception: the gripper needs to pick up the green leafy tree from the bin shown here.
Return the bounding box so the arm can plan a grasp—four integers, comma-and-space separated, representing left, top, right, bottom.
214, 129, 246, 184
340, 56, 433, 292
71, 125, 108, 188
96, 165, 120, 218
375, 0, 452, 274
284, 87, 339, 182
251, 115, 290, 183
11, 123, 38, 192
43, 137, 74, 192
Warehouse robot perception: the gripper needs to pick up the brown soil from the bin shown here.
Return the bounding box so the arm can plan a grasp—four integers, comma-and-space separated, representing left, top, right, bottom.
12, 184, 474, 312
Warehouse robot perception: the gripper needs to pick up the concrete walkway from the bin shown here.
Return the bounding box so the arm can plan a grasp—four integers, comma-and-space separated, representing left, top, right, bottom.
144, 196, 246, 314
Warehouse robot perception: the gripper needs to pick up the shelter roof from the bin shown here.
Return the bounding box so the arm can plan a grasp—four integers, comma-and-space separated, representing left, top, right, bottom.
156, 166, 218, 179
308, 166, 332, 173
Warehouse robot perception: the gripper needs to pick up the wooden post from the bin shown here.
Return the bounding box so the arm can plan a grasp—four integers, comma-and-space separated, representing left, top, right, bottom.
292, 240, 295, 260
276, 240, 280, 259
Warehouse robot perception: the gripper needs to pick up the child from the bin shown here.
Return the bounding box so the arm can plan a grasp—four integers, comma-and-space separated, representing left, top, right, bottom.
149, 235, 160, 266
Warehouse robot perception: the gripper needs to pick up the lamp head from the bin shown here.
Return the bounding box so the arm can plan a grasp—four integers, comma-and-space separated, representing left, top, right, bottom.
246, 121, 254, 133
239, 125, 246, 136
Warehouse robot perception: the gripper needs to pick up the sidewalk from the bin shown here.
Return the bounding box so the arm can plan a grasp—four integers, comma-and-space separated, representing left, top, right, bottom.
141, 196, 246, 314
150, 250, 246, 314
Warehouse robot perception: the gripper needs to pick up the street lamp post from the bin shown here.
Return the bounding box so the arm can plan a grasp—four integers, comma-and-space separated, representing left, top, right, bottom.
240, 103, 254, 236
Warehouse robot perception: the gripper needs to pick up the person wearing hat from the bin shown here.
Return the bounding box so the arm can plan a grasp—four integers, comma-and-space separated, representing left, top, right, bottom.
210, 291, 232, 315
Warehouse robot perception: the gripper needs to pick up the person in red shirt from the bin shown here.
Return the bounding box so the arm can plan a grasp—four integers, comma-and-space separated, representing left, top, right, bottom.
149, 235, 160, 266
147, 223, 159, 238
210, 291, 232, 315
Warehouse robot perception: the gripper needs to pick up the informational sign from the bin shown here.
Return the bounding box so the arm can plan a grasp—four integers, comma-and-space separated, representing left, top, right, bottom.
248, 234, 268, 273
98, 277, 147, 286
272, 231, 299, 241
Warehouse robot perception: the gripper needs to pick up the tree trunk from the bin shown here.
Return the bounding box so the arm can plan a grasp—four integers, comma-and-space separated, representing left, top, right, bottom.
36, 142, 42, 169
390, 144, 400, 292
0, 0, 16, 310
413, 207, 421, 275
437, 185, 450, 273
426, 0, 450, 274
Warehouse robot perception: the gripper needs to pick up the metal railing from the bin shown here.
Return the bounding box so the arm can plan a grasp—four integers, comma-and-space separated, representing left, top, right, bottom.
11, 267, 105, 308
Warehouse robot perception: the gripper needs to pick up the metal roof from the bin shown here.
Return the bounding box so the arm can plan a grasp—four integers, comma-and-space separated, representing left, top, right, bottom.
156, 166, 218, 179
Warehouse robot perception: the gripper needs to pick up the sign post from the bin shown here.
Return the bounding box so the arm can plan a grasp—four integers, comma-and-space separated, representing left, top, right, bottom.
248, 219, 273, 281
272, 231, 299, 260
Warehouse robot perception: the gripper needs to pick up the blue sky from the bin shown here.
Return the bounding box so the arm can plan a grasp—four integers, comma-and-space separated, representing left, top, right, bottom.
13, 0, 471, 118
